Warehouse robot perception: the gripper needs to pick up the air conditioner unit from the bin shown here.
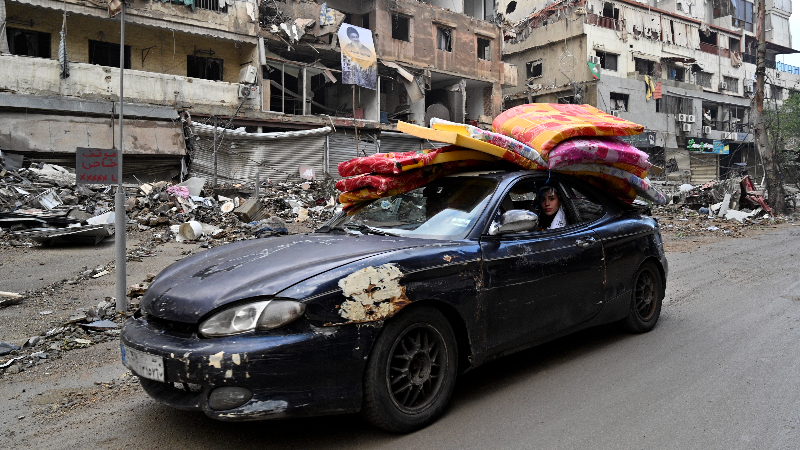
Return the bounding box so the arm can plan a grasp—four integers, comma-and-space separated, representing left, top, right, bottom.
589, 56, 601, 65
744, 84, 754, 94
686, 115, 696, 123
702, 125, 711, 134
682, 123, 692, 132
238, 65, 257, 84
238, 84, 259, 99
719, 81, 728, 90
678, 114, 688, 122
722, 132, 734, 140
611, 110, 622, 117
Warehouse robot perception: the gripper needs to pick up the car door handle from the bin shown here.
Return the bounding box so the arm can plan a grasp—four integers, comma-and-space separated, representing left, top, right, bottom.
575, 237, 596, 248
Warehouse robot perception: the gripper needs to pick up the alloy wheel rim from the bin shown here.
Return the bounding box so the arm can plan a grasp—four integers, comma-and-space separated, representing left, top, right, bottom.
386, 324, 446, 413
635, 270, 657, 320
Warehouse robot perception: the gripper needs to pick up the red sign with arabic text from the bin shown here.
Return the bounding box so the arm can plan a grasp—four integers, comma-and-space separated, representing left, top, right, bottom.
76, 148, 119, 184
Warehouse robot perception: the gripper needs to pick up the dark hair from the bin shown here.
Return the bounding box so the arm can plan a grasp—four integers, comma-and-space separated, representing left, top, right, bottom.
538, 185, 558, 199
347, 27, 359, 37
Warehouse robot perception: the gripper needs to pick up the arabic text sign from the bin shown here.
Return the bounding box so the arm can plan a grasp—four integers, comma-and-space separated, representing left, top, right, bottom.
77, 148, 119, 184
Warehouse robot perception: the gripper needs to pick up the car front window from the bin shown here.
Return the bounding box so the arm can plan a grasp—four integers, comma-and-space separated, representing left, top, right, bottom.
337, 177, 498, 239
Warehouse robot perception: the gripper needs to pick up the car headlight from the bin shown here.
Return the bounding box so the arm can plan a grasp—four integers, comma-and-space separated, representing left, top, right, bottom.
199, 300, 305, 337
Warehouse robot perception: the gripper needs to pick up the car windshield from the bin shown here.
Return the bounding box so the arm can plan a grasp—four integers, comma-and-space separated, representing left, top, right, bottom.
336, 176, 498, 239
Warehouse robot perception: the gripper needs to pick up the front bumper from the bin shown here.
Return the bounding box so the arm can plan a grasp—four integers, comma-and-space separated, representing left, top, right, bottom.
120, 315, 379, 421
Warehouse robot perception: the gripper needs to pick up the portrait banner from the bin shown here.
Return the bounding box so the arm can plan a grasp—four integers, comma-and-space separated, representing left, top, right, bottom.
338, 24, 377, 90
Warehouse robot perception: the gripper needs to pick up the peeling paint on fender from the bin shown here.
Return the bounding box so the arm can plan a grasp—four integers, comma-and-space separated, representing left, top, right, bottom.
209, 351, 224, 369
337, 263, 410, 323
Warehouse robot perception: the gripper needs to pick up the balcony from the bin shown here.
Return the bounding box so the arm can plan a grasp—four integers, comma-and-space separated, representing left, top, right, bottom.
699, 42, 731, 57
584, 14, 620, 31
0, 54, 255, 113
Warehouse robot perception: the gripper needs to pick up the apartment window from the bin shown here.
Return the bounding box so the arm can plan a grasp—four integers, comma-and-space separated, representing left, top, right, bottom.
667, 66, 685, 82
392, 15, 410, 41
362, 13, 370, 30
89, 40, 131, 69
596, 51, 618, 71
436, 26, 452, 52
477, 37, 491, 61
732, 0, 753, 32
634, 57, 656, 76
195, 0, 227, 12
696, 72, 713, 88
344, 12, 353, 24
723, 76, 738, 93
601, 2, 619, 20
699, 30, 717, 46
6, 28, 51, 58
729, 37, 741, 53
610, 92, 629, 112
187, 55, 224, 81
657, 95, 692, 115
526, 60, 543, 79
770, 85, 783, 100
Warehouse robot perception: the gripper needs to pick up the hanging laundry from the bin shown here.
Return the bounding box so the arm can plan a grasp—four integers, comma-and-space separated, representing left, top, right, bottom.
644, 75, 655, 101
58, 11, 69, 79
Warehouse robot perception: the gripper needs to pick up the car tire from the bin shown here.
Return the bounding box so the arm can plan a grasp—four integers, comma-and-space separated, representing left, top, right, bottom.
621, 261, 663, 333
361, 306, 458, 433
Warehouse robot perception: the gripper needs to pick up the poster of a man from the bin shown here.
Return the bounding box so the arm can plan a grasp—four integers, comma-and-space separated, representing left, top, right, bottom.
338, 24, 377, 90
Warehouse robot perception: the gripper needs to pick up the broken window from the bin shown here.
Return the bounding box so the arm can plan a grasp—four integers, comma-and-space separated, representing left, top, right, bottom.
723, 76, 738, 93
596, 51, 618, 71
610, 92, 628, 111
195, 0, 227, 13
436, 27, 452, 52
187, 55, 224, 81
526, 60, 543, 79
362, 13, 371, 30
89, 40, 131, 69
667, 66, 685, 82
658, 95, 692, 115
392, 15, 410, 41
699, 30, 718, 46
6, 28, 51, 58
696, 72, 713, 88
557, 95, 575, 104
701, 102, 719, 129
634, 57, 656, 76
506, 1, 517, 14
601, 2, 619, 20
477, 37, 491, 61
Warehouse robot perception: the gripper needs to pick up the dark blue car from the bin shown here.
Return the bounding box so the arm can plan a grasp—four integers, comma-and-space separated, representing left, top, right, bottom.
121, 169, 667, 432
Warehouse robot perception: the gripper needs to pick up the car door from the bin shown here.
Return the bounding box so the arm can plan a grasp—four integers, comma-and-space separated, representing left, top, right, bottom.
479, 179, 606, 354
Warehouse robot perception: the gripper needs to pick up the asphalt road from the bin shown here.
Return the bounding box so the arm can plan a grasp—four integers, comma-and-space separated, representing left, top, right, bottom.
4, 225, 800, 449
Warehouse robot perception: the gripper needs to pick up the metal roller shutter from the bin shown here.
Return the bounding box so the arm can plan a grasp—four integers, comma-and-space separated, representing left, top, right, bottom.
189, 124, 330, 183
689, 153, 718, 184
327, 133, 378, 179
378, 132, 424, 154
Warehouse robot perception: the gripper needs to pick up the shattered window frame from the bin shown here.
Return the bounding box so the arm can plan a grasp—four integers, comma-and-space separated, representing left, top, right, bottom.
477, 37, 491, 61
436, 26, 453, 52
392, 14, 411, 42
696, 72, 714, 88
187, 55, 224, 82
526, 60, 543, 79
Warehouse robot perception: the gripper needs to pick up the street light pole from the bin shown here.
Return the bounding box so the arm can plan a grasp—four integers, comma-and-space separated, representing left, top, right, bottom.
115, 2, 127, 313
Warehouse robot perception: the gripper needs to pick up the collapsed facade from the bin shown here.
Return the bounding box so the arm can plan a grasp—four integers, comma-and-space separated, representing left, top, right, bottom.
499, 0, 799, 185
0, 0, 508, 184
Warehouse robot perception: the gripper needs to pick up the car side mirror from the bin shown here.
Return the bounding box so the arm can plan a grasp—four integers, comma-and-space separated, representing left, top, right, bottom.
489, 210, 539, 235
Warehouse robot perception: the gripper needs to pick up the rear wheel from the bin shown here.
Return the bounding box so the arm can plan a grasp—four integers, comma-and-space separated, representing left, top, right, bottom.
362, 306, 458, 433
621, 261, 663, 333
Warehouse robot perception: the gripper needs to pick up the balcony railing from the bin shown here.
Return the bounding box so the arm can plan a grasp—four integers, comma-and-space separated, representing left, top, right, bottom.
699, 42, 730, 57
705, 120, 750, 134
584, 14, 620, 31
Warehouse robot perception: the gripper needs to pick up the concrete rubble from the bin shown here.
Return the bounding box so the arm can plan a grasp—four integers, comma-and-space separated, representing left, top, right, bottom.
1, 154, 340, 250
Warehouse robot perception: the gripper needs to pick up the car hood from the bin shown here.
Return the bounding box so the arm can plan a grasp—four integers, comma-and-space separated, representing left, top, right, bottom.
141, 233, 433, 323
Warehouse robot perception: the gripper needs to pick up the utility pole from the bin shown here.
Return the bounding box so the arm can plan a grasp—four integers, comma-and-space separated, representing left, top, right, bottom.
115, 2, 127, 313
753, 0, 786, 214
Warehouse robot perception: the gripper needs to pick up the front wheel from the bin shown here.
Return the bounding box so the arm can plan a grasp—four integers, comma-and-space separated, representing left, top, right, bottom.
621, 261, 663, 333
361, 306, 458, 433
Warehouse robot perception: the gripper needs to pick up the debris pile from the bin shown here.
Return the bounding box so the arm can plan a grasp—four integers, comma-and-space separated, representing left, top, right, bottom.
1, 156, 340, 249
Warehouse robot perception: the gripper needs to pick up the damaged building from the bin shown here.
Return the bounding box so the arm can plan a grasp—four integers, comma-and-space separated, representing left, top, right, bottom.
498, 0, 799, 185
1, 0, 508, 185
0, 0, 261, 178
